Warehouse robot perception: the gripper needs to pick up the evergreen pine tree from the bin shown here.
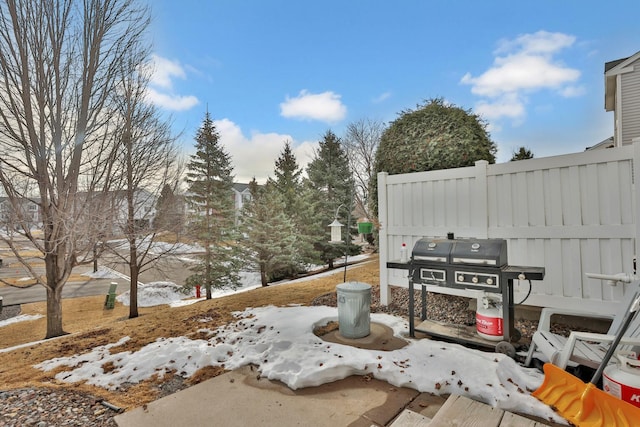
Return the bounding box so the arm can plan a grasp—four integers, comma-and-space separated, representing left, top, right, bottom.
295, 184, 326, 266
268, 141, 318, 272
155, 183, 184, 233
510, 146, 534, 161
239, 180, 299, 286
185, 112, 242, 298
305, 130, 359, 269
268, 141, 302, 213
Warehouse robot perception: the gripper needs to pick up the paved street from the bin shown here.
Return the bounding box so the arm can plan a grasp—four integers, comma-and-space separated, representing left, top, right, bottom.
0, 263, 116, 306
0, 253, 195, 306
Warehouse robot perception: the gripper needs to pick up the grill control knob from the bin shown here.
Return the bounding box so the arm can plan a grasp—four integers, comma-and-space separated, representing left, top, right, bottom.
458, 274, 464, 282
486, 278, 494, 285
471, 243, 480, 250
472, 276, 478, 284
518, 273, 526, 281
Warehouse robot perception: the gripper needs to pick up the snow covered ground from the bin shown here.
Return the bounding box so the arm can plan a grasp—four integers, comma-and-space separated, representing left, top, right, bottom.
2, 253, 564, 423
0, 313, 43, 327
28, 280, 561, 423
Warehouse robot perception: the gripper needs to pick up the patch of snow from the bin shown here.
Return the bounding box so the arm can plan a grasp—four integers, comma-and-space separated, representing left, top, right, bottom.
104, 238, 204, 256
116, 282, 192, 307
82, 267, 122, 279
0, 314, 43, 328
35, 305, 563, 423
114, 271, 263, 308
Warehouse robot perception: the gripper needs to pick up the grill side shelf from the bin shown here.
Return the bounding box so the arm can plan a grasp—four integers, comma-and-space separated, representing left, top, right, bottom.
386, 260, 411, 270
501, 265, 545, 281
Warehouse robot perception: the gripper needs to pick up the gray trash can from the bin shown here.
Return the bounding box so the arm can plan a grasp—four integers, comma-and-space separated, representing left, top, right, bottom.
336, 282, 371, 338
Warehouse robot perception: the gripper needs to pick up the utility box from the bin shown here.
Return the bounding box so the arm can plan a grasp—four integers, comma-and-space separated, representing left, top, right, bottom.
104, 282, 117, 309
336, 282, 371, 338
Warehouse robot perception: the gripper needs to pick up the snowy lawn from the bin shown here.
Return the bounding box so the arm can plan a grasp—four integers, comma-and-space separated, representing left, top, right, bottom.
33, 300, 563, 423
2, 257, 563, 423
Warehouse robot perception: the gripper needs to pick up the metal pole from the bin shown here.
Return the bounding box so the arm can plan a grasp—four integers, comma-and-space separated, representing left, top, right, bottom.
340, 147, 354, 282
343, 205, 351, 282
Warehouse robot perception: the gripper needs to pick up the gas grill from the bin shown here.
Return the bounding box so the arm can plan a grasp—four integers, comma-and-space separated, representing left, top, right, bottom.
388, 236, 545, 348
412, 238, 509, 291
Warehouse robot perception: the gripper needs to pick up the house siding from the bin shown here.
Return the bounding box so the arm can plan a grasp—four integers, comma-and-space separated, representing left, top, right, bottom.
621, 58, 640, 145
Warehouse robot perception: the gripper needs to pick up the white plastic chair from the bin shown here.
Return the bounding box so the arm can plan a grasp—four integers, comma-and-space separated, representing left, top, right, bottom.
525, 282, 640, 370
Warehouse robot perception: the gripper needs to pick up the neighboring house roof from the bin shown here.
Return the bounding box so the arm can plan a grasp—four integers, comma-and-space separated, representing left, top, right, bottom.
604, 50, 640, 111
585, 136, 614, 151
604, 57, 628, 73
183, 183, 253, 201
232, 183, 251, 193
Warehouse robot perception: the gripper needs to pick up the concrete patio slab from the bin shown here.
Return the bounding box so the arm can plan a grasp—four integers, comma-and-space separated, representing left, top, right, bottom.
114, 365, 444, 427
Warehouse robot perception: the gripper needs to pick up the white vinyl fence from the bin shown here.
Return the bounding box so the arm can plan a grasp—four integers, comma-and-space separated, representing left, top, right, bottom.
378, 142, 640, 315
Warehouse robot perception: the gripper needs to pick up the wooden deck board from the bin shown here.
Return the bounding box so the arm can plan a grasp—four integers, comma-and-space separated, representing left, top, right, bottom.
388, 409, 431, 427
499, 411, 547, 426
427, 395, 553, 427
428, 395, 503, 426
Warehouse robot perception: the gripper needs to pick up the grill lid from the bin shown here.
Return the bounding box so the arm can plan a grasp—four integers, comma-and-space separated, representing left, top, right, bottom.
411, 238, 454, 263
450, 239, 507, 267
411, 237, 508, 267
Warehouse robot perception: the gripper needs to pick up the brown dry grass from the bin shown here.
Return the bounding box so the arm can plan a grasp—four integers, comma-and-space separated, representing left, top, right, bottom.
0, 249, 43, 258
0, 257, 380, 409
1, 273, 88, 288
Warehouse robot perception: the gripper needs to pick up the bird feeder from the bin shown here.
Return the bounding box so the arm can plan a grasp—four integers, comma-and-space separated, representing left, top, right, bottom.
357, 221, 373, 234
329, 218, 344, 243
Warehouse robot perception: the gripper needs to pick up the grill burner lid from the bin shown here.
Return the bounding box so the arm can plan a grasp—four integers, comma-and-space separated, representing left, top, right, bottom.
411, 239, 453, 263
450, 239, 507, 267
411, 237, 508, 267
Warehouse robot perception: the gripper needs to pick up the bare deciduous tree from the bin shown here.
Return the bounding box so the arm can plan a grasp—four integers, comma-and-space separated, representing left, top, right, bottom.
0, 0, 151, 338
103, 48, 182, 319
343, 118, 385, 220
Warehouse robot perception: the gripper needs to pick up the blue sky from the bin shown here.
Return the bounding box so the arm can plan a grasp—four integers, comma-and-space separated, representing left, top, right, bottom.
147, 1, 640, 183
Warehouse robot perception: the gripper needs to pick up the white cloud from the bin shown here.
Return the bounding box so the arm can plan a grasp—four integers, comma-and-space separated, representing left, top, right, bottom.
461, 54, 580, 97
292, 140, 316, 172
494, 31, 575, 56
559, 85, 586, 97
372, 91, 392, 103
145, 88, 199, 111
461, 31, 582, 124
475, 93, 526, 121
148, 54, 186, 89
144, 54, 199, 111
214, 118, 317, 184
280, 90, 347, 122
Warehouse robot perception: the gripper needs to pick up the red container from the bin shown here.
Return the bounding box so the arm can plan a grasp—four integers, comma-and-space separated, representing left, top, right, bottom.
476, 295, 503, 341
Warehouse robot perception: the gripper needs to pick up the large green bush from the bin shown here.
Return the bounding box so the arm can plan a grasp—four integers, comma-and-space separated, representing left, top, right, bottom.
371, 98, 497, 214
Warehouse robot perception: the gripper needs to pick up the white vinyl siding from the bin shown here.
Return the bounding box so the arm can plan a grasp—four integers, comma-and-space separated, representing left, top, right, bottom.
621, 62, 640, 146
